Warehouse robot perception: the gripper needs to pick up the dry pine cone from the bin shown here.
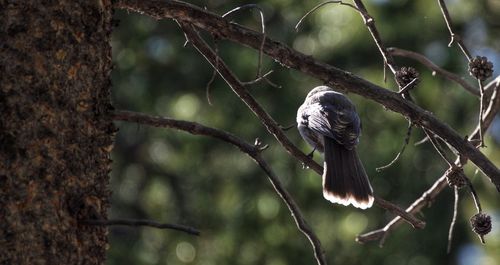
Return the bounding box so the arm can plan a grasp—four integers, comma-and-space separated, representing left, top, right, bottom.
395, 67, 420, 90
446, 167, 467, 189
468, 56, 493, 81
470, 213, 492, 237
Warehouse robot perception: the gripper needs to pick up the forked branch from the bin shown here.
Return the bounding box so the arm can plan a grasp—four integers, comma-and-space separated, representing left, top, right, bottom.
115, 0, 500, 190
113, 110, 327, 265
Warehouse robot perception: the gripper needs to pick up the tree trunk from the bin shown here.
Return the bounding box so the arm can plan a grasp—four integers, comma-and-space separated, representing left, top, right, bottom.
1, 1, 114, 264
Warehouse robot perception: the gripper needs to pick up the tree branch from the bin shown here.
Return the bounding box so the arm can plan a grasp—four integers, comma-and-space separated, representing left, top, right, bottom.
113, 110, 328, 265
115, 0, 500, 190
356, 80, 500, 244
447, 187, 459, 253
387, 47, 479, 96
179, 23, 424, 230
81, 218, 200, 236
436, 0, 472, 61
356, 174, 448, 245
351, 0, 398, 76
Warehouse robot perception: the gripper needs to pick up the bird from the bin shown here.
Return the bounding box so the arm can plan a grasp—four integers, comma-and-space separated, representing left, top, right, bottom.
296, 86, 374, 209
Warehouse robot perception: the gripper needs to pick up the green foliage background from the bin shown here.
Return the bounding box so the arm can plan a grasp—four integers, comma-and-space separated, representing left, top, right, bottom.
109, 1, 500, 264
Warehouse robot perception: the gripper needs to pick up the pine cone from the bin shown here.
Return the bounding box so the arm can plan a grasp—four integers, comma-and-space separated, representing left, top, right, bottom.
445, 167, 467, 189
470, 213, 492, 237
395, 67, 420, 90
468, 56, 493, 81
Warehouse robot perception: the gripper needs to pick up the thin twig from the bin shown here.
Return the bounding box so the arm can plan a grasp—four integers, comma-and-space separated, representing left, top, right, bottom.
424, 129, 456, 168
464, 177, 482, 213
179, 22, 424, 231
436, 0, 487, 148
295, 1, 368, 31
398, 78, 419, 95
206, 69, 217, 105
280, 123, 296, 131
352, 0, 398, 75
222, 4, 267, 81
81, 218, 200, 236
388, 47, 479, 96
116, 0, 500, 187
113, 109, 327, 265
478, 80, 486, 147
376, 122, 413, 172
115, 2, 500, 248
356, 173, 449, 245
374, 196, 425, 229
447, 187, 459, 253
436, 0, 472, 61
242, 70, 274, 85
205, 38, 219, 105
357, 78, 500, 244
414, 135, 429, 146
180, 25, 328, 265
464, 176, 485, 244
177, 22, 323, 174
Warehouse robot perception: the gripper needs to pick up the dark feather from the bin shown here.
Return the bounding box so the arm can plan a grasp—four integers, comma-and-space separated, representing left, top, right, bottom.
323, 136, 373, 209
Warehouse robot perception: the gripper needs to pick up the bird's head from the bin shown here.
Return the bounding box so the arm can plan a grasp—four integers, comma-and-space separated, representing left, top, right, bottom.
305, 86, 335, 99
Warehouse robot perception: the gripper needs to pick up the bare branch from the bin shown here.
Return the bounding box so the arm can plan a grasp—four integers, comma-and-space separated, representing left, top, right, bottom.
252, 155, 328, 265
478, 80, 486, 147
424, 129, 456, 168
352, 0, 398, 75
113, 109, 327, 265
436, 0, 472, 61
222, 4, 267, 81
115, 0, 500, 188
376, 122, 413, 172
295, 1, 368, 32
447, 187, 459, 253
465, 177, 482, 213
374, 196, 425, 229
81, 218, 200, 236
414, 135, 429, 146
387, 47, 479, 96
205, 38, 219, 105
436, 0, 489, 147
357, 79, 500, 244
178, 22, 425, 231
397, 78, 419, 94
356, 174, 448, 245
242, 70, 274, 85
114, 110, 257, 154
177, 22, 323, 175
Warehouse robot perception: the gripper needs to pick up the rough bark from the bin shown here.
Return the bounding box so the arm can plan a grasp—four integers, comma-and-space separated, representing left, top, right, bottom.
1, 1, 114, 264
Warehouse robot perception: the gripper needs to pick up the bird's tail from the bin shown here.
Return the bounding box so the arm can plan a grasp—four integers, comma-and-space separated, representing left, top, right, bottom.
323, 136, 374, 209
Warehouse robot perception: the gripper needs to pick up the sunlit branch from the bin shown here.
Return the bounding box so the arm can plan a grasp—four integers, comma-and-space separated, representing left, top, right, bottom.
81, 218, 200, 236
388, 47, 478, 96
357, 80, 500, 245
115, 0, 500, 188
436, 0, 472, 60
113, 109, 328, 265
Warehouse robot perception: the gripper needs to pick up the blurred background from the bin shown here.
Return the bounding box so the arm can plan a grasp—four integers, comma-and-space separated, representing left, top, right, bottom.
109, 0, 500, 264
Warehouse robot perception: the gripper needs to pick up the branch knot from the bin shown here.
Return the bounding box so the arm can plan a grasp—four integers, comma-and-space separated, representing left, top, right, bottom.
445, 167, 467, 189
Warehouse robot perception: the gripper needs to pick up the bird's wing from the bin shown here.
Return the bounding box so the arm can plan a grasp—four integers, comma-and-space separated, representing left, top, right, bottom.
306, 99, 361, 149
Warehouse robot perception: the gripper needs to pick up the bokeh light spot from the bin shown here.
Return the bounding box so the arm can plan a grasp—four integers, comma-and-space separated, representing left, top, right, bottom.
257, 193, 280, 219
341, 212, 368, 236
117, 48, 137, 70
176, 242, 196, 263
172, 94, 200, 120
